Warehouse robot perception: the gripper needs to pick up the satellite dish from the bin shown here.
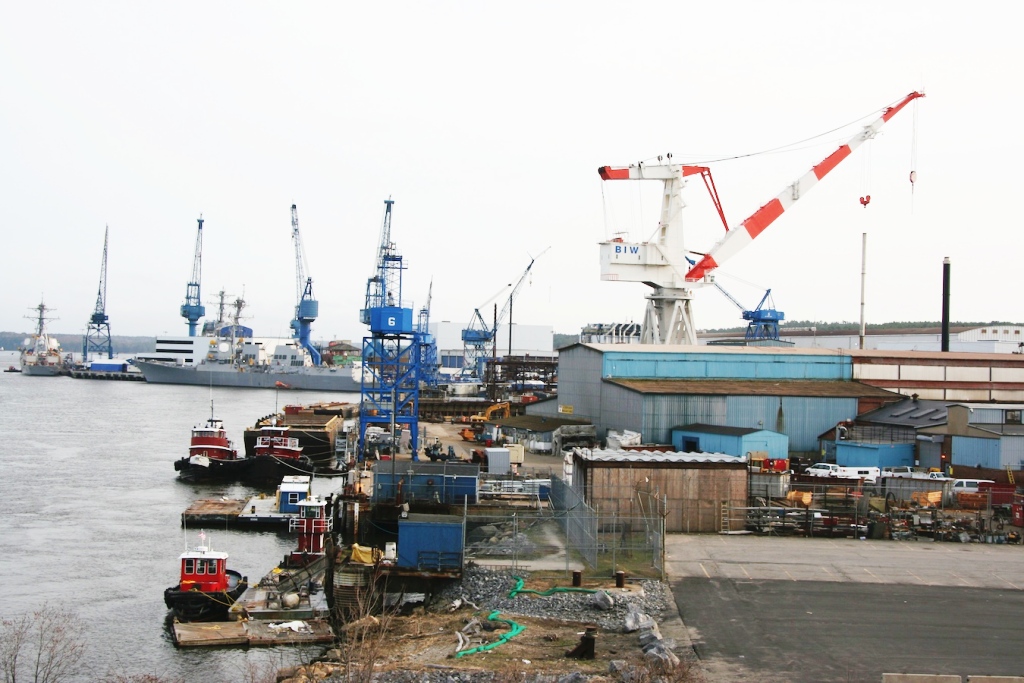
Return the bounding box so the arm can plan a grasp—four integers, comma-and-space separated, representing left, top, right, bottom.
218, 342, 229, 353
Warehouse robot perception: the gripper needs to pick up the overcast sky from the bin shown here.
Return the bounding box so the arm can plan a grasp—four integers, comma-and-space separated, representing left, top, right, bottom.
1, 2, 1017, 343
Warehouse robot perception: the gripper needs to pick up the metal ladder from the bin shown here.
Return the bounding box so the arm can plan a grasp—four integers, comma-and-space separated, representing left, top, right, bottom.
720, 500, 730, 532
1008, 467, 1015, 485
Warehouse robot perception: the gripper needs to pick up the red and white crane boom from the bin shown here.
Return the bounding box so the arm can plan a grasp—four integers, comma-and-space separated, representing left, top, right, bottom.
597, 91, 924, 346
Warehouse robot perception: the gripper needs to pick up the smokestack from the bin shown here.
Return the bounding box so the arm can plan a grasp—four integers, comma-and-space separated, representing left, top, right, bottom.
941, 257, 951, 352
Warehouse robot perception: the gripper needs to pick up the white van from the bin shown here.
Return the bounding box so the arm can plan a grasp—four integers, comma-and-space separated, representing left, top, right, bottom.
951, 478, 994, 494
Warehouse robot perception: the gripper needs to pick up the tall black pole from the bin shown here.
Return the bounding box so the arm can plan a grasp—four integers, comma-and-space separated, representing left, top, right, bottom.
941, 257, 951, 352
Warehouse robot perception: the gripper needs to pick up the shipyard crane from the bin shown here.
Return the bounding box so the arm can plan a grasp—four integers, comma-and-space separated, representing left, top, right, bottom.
416, 280, 440, 387
180, 216, 206, 336
289, 204, 321, 365
83, 225, 114, 362
598, 91, 925, 346
361, 199, 399, 325
358, 198, 421, 461
710, 281, 784, 341
461, 248, 548, 380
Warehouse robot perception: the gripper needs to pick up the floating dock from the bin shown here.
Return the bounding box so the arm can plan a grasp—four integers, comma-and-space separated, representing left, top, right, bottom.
230, 555, 330, 621
181, 498, 248, 527
172, 618, 334, 647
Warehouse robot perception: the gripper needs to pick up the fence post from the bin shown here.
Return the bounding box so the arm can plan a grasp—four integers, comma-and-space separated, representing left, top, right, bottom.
612, 510, 617, 573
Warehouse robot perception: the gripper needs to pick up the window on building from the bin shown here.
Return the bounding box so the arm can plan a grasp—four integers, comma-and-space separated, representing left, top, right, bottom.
1007, 410, 1022, 425
288, 492, 300, 504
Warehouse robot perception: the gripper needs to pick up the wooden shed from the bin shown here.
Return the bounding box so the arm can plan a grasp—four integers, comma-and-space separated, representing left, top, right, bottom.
571, 449, 747, 533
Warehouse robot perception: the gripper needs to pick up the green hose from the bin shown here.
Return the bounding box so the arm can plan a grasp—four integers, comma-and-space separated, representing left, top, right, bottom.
507, 576, 597, 598
454, 610, 525, 658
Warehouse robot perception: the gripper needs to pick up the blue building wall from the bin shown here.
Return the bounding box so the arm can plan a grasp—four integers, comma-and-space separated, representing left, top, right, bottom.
670, 428, 788, 460
603, 350, 851, 381
836, 442, 915, 468
397, 518, 464, 570
374, 472, 478, 504
951, 436, 1001, 470
725, 396, 858, 453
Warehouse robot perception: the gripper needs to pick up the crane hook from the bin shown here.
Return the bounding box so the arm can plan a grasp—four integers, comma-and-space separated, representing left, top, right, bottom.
859, 195, 871, 208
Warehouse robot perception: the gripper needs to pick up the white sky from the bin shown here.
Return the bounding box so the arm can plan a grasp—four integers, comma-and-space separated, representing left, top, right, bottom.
1, 2, 1018, 342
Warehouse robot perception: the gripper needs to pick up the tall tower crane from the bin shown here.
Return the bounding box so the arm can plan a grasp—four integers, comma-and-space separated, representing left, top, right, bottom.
358, 199, 421, 461
598, 91, 924, 345
288, 204, 321, 365
83, 225, 114, 362
461, 248, 548, 380
180, 216, 206, 336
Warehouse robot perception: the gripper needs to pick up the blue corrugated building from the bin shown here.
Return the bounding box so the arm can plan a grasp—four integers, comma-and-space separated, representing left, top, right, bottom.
670, 424, 788, 460
835, 441, 915, 468
527, 344, 897, 457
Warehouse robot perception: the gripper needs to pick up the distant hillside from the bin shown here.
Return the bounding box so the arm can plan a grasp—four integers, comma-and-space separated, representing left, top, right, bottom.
554, 321, 1022, 347
0, 332, 155, 354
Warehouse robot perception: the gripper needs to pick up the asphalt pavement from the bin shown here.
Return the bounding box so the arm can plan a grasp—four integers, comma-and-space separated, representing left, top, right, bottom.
664, 535, 1024, 682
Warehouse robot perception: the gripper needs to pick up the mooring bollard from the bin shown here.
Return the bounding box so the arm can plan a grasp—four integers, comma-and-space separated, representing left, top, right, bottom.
615, 571, 626, 588
572, 570, 582, 587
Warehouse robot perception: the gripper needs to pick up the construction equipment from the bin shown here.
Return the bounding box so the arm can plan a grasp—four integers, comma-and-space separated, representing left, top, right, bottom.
598, 91, 925, 345
710, 282, 784, 341
470, 402, 511, 423
180, 216, 206, 336
461, 249, 548, 380
288, 204, 321, 365
82, 225, 113, 362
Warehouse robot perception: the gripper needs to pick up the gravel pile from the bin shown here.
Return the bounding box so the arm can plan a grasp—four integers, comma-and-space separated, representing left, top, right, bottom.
429, 566, 673, 632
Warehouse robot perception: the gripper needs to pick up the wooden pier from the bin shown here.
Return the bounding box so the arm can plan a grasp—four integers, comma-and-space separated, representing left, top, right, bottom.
172, 618, 333, 647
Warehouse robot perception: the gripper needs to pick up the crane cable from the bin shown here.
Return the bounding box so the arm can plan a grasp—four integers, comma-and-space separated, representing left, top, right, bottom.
909, 97, 920, 212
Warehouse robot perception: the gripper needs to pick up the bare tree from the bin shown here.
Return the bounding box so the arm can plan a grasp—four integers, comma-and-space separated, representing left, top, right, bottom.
1, 605, 86, 683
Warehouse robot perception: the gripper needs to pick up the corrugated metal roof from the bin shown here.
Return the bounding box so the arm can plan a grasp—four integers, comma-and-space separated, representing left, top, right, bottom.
575, 448, 745, 464
489, 415, 592, 430
605, 378, 897, 398
672, 423, 763, 436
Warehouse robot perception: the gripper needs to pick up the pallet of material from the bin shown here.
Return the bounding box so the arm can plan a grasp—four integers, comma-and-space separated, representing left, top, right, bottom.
786, 491, 814, 507
911, 490, 944, 508
181, 499, 247, 526
957, 492, 989, 509
172, 621, 248, 647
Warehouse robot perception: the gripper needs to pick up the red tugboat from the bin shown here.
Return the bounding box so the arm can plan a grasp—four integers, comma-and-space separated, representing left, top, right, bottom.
174, 402, 251, 481
246, 421, 314, 483
164, 533, 247, 622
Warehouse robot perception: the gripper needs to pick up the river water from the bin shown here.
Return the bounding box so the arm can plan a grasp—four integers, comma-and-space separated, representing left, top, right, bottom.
0, 357, 359, 682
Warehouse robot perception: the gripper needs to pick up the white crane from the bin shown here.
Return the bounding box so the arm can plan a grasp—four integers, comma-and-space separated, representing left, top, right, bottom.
598, 91, 924, 345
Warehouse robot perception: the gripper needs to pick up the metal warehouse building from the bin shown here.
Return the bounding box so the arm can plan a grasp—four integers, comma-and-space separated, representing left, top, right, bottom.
529, 344, 897, 457
529, 344, 1024, 458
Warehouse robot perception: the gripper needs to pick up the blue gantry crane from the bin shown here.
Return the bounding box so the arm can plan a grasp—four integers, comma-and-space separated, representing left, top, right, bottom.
180, 216, 206, 336
83, 225, 113, 362
460, 249, 547, 381
358, 199, 422, 462
711, 281, 785, 341
288, 204, 321, 365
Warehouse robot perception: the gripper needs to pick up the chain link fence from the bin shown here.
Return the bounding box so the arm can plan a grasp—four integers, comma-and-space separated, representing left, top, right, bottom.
461, 478, 665, 579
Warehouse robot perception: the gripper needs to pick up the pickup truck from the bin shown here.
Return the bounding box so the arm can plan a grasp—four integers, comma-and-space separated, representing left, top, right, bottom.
804, 463, 880, 483
881, 467, 951, 481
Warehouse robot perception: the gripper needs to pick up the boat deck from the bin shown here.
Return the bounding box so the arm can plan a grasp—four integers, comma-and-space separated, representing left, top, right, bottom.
236, 493, 299, 526
172, 618, 333, 647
